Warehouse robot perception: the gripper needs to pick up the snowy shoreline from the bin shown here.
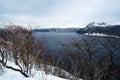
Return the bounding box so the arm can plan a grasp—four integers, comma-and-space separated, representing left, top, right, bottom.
84, 33, 120, 38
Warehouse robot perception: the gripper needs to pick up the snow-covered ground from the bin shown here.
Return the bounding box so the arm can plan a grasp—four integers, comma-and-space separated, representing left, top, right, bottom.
0, 68, 67, 80
84, 33, 120, 38
0, 61, 67, 80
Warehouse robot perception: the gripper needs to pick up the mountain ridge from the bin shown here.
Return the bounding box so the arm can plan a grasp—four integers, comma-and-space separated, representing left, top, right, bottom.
76, 22, 120, 36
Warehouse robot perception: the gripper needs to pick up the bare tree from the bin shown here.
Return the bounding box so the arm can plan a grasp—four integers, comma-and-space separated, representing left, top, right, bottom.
62, 37, 120, 80
0, 25, 44, 77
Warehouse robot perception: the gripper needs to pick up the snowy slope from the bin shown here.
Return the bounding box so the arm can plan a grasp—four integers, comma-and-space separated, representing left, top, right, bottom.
0, 68, 67, 80
0, 61, 67, 80
86, 22, 109, 28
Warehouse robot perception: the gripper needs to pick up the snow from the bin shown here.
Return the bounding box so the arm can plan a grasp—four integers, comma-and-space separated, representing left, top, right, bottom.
0, 68, 67, 80
93, 22, 108, 27
0, 70, 69, 80
84, 33, 120, 38
0, 61, 67, 80
86, 22, 110, 28
84, 33, 107, 36
6, 61, 20, 69
0, 68, 25, 80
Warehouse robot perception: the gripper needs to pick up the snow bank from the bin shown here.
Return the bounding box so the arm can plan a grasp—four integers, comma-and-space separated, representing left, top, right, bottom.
0, 61, 67, 80
84, 33, 120, 38
0, 68, 67, 80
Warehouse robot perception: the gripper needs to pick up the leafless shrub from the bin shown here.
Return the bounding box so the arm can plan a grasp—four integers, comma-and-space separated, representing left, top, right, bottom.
62, 37, 120, 80
0, 25, 44, 77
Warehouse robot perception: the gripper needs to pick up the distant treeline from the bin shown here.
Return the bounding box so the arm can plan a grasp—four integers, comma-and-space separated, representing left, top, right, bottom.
32, 28, 80, 33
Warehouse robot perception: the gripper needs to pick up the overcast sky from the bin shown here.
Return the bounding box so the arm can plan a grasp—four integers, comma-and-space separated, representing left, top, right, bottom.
0, 0, 120, 28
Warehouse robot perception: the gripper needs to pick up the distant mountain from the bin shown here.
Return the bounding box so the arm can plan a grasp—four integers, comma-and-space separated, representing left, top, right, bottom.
32, 28, 80, 33
0, 22, 80, 33
86, 22, 109, 28
76, 22, 120, 36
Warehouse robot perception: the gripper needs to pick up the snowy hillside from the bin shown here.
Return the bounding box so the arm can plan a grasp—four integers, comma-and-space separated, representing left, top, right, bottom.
86, 22, 109, 28
0, 69, 67, 80
0, 61, 67, 80
77, 22, 120, 37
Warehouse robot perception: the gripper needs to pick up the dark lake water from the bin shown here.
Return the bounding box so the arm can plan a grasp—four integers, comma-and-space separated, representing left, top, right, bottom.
33, 32, 84, 55
33, 32, 120, 55
33, 32, 120, 72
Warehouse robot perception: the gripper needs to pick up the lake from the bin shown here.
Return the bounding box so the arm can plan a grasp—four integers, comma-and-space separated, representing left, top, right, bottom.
33, 32, 120, 72
33, 32, 83, 55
